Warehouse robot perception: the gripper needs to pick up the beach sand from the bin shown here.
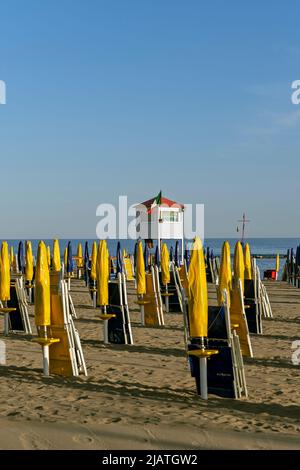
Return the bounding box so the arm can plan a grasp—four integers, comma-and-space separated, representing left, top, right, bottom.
0, 280, 299, 450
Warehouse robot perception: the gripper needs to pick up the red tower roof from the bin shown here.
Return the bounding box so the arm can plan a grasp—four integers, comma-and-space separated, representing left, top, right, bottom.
139, 196, 184, 209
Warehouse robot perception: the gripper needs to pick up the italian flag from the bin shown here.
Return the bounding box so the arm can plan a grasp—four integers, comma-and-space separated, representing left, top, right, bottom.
147, 190, 162, 214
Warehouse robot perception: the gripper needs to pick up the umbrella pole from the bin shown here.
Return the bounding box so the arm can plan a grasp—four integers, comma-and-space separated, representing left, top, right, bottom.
4, 301, 9, 336
42, 326, 50, 376
103, 305, 108, 344
28, 283, 32, 304
199, 337, 208, 400
140, 295, 145, 325
68, 274, 71, 291
165, 284, 169, 313
93, 282, 97, 308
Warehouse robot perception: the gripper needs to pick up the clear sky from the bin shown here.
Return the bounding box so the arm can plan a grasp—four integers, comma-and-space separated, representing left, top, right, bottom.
0, 0, 299, 238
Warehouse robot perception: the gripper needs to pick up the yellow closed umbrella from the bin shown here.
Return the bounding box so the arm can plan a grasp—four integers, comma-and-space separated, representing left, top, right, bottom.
275, 253, 280, 273
136, 241, 146, 295
217, 241, 232, 306
188, 236, 208, 338
77, 243, 83, 268
47, 245, 51, 266
0, 242, 16, 335
90, 241, 97, 281
187, 237, 218, 400
10, 246, 14, 266
161, 243, 170, 286
96, 240, 109, 307
34, 240, 59, 376
52, 239, 61, 272
234, 241, 245, 291
161, 243, 171, 312
244, 243, 252, 280
0, 242, 11, 302
25, 240, 34, 282
35, 241, 51, 327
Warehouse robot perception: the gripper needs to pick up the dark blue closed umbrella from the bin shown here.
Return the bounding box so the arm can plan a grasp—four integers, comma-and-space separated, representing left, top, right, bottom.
116, 241, 123, 274
18, 241, 24, 273
175, 240, 180, 267
184, 245, 190, 270
169, 246, 174, 263
296, 245, 300, 267
291, 248, 294, 262
67, 241, 73, 273
210, 248, 214, 260
206, 246, 210, 261
154, 246, 160, 266
144, 244, 149, 272
84, 241, 90, 284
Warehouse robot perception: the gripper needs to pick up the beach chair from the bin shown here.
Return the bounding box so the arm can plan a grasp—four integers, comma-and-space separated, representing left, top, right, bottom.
124, 256, 135, 281
5, 279, 32, 334
229, 280, 253, 357
143, 267, 165, 326
106, 272, 133, 344
243, 260, 263, 334
160, 263, 183, 313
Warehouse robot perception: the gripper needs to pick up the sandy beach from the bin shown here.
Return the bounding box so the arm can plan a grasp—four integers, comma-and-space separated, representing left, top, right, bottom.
0, 279, 299, 450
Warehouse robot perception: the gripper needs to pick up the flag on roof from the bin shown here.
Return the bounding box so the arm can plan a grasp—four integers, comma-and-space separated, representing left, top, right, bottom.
147, 190, 162, 214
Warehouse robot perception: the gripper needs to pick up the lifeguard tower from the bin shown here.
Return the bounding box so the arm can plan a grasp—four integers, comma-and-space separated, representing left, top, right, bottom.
135, 192, 185, 261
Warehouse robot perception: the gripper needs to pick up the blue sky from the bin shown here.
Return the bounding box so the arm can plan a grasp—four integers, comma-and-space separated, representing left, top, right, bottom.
0, 0, 299, 238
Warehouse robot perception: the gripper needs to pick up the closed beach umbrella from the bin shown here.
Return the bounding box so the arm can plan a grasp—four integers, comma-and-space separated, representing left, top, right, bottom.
188, 237, 208, 338
35, 241, 51, 327
175, 240, 180, 267
217, 241, 232, 306
67, 241, 73, 274
136, 240, 146, 295
52, 239, 61, 272
18, 241, 24, 274
154, 245, 160, 267
296, 246, 300, 267
234, 241, 245, 291
77, 243, 83, 268
84, 241, 90, 283
25, 240, 34, 282
276, 253, 280, 272
144, 243, 149, 272
47, 246, 51, 266
169, 246, 174, 263
10, 246, 14, 266
184, 245, 190, 270
96, 240, 109, 306
116, 241, 123, 274
210, 249, 214, 260
90, 241, 97, 281
161, 243, 170, 286
64, 246, 68, 267
244, 243, 252, 280
84, 242, 89, 267
0, 242, 11, 301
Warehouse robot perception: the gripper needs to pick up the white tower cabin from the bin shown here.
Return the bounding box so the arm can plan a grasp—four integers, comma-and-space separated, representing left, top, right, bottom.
136, 195, 184, 261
